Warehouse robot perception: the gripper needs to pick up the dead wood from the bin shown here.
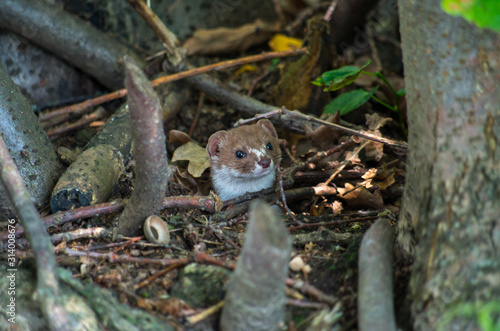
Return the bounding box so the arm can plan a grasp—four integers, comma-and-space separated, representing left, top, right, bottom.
49, 82, 187, 213
220, 200, 292, 330
0, 63, 62, 217
358, 218, 396, 331
50, 144, 126, 213
0, 0, 145, 90
117, 57, 170, 236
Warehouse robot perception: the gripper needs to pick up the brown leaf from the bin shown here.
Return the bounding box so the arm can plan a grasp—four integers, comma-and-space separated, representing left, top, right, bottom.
365, 113, 392, 131
183, 20, 280, 56
271, 18, 328, 110
371, 173, 396, 190
304, 113, 342, 151
169, 130, 192, 145
337, 183, 385, 210
362, 165, 397, 191
363, 113, 393, 161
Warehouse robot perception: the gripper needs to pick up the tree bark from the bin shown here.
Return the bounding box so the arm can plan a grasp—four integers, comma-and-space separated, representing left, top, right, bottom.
398, 0, 500, 329
0, 64, 62, 216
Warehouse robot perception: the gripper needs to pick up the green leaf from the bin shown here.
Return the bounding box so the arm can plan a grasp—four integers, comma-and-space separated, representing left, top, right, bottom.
269, 58, 280, 71
396, 87, 406, 97
442, 0, 500, 32
312, 60, 371, 91
323, 87, 379, 116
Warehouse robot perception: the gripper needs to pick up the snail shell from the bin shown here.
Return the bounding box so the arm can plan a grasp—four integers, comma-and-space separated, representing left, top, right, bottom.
143, 215, 170, 244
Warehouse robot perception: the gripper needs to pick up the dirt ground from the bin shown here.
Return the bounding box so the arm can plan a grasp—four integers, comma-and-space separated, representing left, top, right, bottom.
1, 0, 412, 329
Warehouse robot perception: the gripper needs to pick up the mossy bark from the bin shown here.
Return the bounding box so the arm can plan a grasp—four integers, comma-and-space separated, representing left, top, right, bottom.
0, 64, 62, 216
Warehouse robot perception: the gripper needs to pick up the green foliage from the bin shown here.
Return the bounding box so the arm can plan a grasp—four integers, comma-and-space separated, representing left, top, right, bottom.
269, 58, 280, 71
442, 0, 500, 31
311, 61, 371, 91
312, 61, 407, 135
324, 87, 379, 116
438, 301, 500, 331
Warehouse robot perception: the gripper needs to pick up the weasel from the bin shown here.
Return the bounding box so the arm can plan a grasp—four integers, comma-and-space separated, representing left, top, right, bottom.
206, 119, 281, 201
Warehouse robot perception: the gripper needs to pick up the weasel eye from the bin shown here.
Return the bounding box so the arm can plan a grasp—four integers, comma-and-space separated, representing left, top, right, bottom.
266, 142, 273, 151
235, 150, 246, 159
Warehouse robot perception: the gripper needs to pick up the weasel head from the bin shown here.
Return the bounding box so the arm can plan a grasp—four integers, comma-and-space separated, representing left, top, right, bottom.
207, 119, 281, 201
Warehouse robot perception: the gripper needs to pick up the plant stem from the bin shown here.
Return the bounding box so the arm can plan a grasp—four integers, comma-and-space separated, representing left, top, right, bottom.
375, 72, 398, 96
370, 95, 397, 112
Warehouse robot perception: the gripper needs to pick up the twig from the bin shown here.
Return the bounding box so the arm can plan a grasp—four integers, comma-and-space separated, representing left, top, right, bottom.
46, 107, 106, 137
323, 0, 340, 22
39, 48, 306, 123
186, 301, 225, 325
237, 107, 408, 150
1, 195, 221, 241
0, 135, 71, 329
127, 0, 182, 66
286, 278, 339, 306
65, 247, 191, 266
51, 227, 111, 245
247, 68, 272, 96
134, 263, 183, 290
209, 226, 241, 250
288, 215, 377, 231
285, 2, 330, 34
189, 92, 204, 137
212, 215, 248, 229
271, 0, 286, 22
277, 166, 301, 225
324, 140, 370, 186
112, 236, 144, 254
194, 252, 236, 270
285, 139, 355, 180
286, 299, 328, 310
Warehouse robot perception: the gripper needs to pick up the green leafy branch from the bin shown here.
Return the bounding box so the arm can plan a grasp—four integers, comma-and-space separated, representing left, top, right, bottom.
312, 60, 406, 134
441, 0, 500, 32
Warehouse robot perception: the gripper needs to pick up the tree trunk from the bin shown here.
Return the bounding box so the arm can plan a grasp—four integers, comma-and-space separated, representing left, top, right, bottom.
398, 0, 500, 329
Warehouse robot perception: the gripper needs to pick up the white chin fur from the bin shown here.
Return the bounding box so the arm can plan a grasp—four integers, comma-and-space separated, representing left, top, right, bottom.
212, 164, 276, 201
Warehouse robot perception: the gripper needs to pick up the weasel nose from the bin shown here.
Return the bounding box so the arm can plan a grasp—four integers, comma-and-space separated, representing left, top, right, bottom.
258, 158, 271, 169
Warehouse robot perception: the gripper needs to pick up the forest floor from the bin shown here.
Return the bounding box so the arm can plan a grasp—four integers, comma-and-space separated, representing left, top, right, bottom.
1, 1, 412, 330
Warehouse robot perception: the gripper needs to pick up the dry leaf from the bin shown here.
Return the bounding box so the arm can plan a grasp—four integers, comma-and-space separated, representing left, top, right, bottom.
171, 142, 210, 178
183, 20, 280, 56
371, 172, 396, 190
271, 18, 328, 110
234, 64, 258, 76
362, 166, 397, 190
269, 33, 303, 52
305, 242, 316, 252
363, 113, 393, 161
304, 113, 342, 151
361, 168, 378, 180
365, 140, 384, 161
365, 113, 392, 131
337, 183, 385, 210
169, 130, 192, 145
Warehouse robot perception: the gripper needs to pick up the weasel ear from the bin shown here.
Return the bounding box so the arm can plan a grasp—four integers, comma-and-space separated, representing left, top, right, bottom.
257, 119, 277, 138
207, 131, 227, 158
